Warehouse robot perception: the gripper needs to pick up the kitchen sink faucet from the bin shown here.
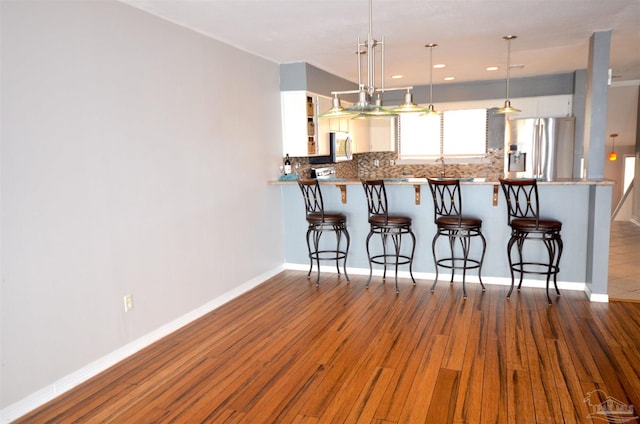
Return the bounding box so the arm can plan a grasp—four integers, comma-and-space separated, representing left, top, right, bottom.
435, 156, 446, 178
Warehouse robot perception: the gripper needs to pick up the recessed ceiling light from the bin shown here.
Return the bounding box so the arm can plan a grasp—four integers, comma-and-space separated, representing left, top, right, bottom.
433, 64, 446, 69
486, 66, 499, 71
444, 76, 455, 81
391, 74, 403, 79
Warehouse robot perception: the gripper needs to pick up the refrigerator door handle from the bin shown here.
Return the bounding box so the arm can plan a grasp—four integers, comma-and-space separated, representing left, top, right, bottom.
531, 120, 541, 178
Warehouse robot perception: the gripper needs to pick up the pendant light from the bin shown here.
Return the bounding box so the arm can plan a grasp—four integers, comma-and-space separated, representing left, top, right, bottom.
497, 35, 521, 114
389, 89, 429, 113
319, 94, 356, 118
321, 0, 419, 119
421, 43, 439, 117
608, 133, 618, 161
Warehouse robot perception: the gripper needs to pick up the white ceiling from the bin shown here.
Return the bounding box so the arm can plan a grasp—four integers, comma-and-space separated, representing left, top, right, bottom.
119, 0, 639, 147
121, 0, 640, 87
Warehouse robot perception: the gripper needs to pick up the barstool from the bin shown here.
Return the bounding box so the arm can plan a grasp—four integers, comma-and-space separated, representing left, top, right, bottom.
499, 178, 563, 305
362, 179, 416, 293
427, 178, 486, 299
298, 179, 350, 285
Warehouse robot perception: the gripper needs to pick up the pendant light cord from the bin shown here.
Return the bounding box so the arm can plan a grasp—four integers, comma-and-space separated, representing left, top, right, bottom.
504, 35, 516, 101
429, 46, 434, 104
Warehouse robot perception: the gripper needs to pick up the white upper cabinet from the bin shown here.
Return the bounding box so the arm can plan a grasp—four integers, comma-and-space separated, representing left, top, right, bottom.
368, 117, 397, 152
351, 118, 370, 154
506, 95, 573, 119
281, 91, 397, 157
281, 91, 333, 157
316, 95, 332, 155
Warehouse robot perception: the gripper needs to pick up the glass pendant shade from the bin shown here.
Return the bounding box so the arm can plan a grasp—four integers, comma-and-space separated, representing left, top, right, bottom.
422, 103, 439, 117
351, 93, 396, 119
498, 100, 520, 114
389, 89, 428, 113
319, 95, 356, 118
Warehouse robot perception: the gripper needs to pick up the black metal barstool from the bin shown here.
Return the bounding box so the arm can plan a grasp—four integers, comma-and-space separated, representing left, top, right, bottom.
362, 179, 416, 293
427, 178, 486, 299
298, 179, 350, 285
499, 178, 563, 305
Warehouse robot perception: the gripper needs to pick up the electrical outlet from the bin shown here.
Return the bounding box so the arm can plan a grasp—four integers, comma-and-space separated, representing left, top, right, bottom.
389, 159, 395, 166
124, 294, 133, 312
374, 159, 379, 167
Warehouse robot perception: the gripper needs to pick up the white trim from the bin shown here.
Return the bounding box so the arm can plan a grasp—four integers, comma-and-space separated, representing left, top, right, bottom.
284, 263, 586, 291
0, 266, 284, 424
610, 79, 640, 87
585, 284, 610, 303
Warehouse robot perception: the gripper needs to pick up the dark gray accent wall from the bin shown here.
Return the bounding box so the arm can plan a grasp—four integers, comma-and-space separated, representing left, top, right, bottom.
305, 63, 357, 98
279, 62, 307, 91
280, 62, 356, 101
281, 63, 575, 106
396, 73, 575, 105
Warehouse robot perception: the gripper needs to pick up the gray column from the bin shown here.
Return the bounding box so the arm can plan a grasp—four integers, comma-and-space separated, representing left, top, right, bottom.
572, 70, 586, 177
583, 31, 611, 179
585, 184, 613, 300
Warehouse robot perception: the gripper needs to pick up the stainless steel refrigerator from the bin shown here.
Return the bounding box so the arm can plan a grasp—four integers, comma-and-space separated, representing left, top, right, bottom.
504, 117, 576, 180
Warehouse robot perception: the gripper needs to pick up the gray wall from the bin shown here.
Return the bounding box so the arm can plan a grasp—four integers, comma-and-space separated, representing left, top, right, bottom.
1, 0, 284, 410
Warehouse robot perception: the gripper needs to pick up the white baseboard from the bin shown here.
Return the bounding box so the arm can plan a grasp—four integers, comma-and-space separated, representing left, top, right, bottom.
585, 284, 610, 303
284, 263, 586, 292
0, 265, 284, 424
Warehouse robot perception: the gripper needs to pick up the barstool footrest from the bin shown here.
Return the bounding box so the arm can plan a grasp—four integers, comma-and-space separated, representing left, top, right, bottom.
510, 261, 560, 275
309, 250, 348, 262
369, 254, 413, 267
435, 257, 482, 270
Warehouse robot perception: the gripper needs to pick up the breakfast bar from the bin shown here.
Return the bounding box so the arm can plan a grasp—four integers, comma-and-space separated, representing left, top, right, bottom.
272, 178, 613, 301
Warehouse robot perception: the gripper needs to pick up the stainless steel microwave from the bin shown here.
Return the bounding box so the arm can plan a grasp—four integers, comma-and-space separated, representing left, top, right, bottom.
330, 131, 352, 162
308, 131, 353, 164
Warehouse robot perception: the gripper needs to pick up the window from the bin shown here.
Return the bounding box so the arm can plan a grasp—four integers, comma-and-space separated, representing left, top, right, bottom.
398, 108, 488, 160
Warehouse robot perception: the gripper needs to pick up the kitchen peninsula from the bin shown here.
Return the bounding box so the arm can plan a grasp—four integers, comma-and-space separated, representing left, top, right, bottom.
271, 177, 613, 302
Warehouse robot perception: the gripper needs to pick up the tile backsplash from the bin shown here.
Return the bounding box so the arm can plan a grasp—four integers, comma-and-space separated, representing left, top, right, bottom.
283, 149, 504, 181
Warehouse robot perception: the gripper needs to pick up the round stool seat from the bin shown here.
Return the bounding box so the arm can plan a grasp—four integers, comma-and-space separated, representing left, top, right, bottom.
306, 212, 347, 225
435, 216, 482, 229
368, 214, 412, 227
511, 218, 562, 231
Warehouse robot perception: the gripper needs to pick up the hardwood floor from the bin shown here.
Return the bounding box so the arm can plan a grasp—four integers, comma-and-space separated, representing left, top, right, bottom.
17, 271, 640, 423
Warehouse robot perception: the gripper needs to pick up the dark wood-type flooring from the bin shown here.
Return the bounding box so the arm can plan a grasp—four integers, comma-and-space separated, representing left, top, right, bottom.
17, 271, 640, 423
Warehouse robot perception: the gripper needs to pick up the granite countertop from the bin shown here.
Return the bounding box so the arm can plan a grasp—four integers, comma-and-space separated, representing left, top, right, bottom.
270, 177, 613, 186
